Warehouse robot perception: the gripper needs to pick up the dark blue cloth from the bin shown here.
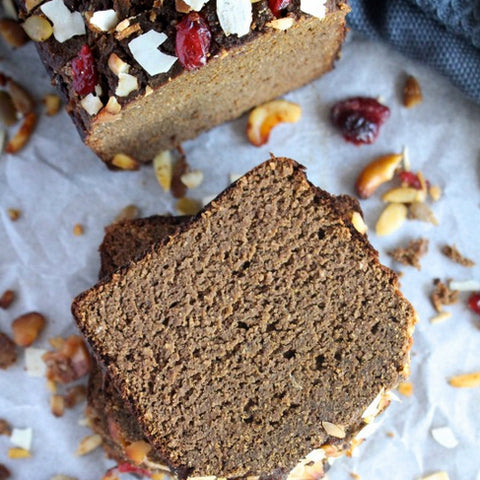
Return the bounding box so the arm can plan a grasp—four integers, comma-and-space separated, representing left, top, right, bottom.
347, 0, 480, 104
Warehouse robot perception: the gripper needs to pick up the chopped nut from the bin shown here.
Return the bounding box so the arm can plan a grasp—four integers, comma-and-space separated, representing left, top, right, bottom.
0, 90, 18, 126
388, 238, 429, 270
22, 15, 53, 42
397, 382, 413, 397
350, 211, 368, 234
382, 186, 426, 204
246, 99, 301, 147
0, 290, 14, 309
5, 112, 36, 153
125, 440, 151, 465
431, 427, 458, 449
73, 223, 84, 236
321, 421, 346, 438
441, 244, 475, 267
0, 332, 17, 369
408, 202, 438, 225
111, 153, 140, 171
115, 22, 140, 41
0, 464, 10, 480
50, 394, 65, 417
375, 203, 408, 236
430, 311, 452, 324
43, 94, 61, 116
176, 198, 201, 215
104, 96, 121, 115
8, 447, 31, 459
350, 474, 361, 480
7, 208, 21, 221
25, 347, 47, 377
75, 434, 102, 456
113, 204, 139, 223
431, 279, 459, 312
43, 335, 91, 384
429, 184, 442, 201
64, 385, 87, 408
266, 17, 295, 30
355, 153, 403, 199
403, 75, 422, 108
0, 19, 29, 47
11, 312, 46, 347
0, 419, 11, 436
153, 150, 173, 192
180, 170, 204, 189
448, 371, 480, 388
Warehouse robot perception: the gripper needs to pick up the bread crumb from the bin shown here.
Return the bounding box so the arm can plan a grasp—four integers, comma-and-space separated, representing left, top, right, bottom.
386, 431, 395, 438
441, 244, 475, 267
0, 419, 11, 436
431, 279, 459, 312
7, 208, 21, 221
0, 290, 14, 309
388, 238, 428, 270
73, 224, 84, 236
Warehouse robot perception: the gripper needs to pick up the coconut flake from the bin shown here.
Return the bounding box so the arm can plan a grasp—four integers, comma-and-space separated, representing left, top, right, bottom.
115, 73, 138, 97
355, 420, 382, 441
80, 94, 103, 116
10, 428, 33, 451
25, 347, 47, 377
216, 0, 252, 37
431, 427, 458, 449
361, 388, 384, 421
41, 0, 86, 43
286, 449, 326, 480
89, 9, 118, 31
449, 280, 480, 292
183, 0, 207, 10
300, 0, 327, 19
128, 30, 177, 76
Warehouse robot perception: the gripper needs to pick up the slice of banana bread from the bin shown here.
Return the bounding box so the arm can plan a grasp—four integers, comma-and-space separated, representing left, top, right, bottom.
74, 157, 416, 479
16, 1, 349, 165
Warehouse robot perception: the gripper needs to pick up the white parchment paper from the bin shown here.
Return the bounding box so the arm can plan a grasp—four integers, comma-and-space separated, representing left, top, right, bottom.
0, 33, 479, 480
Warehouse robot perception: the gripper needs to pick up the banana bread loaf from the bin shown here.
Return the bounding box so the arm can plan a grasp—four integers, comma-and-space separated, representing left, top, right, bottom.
16, 0, 349, 165
74, 157, 416, 479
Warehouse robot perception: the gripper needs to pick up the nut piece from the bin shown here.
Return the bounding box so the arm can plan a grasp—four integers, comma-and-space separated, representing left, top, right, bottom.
382, 186, 426, 204
23, 16, 53, 41
321, 421, 346, 439
176, 198, 201, 215
180, 170, 204, 189
429, 311, 452, 324
429, 184, 442, 201
0, 332, 17, 369
113, 204, 139, 223
7, 208, 21, 221
448, 371, 480, 388
0, 290, 14, 309
75, 434, 102, 456
43, 94, 61, 116
375, 203, 408, 236
73, 224, 83, 236
50, 394, 65, 417
350, 211, 368, 234
0, 19, 29, 47
5, 112, 36, 154
125, 440, 151, 465
246, 99, 301, 147
397, 382, 413, 397
355, 153, 403, 199
408, 202, 438, 225
403, 75, 423, 108
266, 17, 295, 30
7, 447, 31, 459
11, 312, 46, 347
153, 150, 173, 191
111, 153, 140, 171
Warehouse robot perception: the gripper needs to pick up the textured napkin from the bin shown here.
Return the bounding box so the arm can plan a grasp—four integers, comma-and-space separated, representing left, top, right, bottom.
347, 0, 480, 103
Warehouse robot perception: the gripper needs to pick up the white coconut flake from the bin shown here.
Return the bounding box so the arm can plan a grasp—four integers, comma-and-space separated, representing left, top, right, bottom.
300, 0, 327, 19
90, 9, 119, 31
10, 427, 33, 451
449, 280, 480, 292
115, 72, 139, 97
80, 94, 103, 116
128, 30, 177, 76
25, 347, 47, 377
431, 427, 459, 449
355, 420, 382, 441
216, 0, 252, 37
286, 449, 326, 480
41, 0, 86, 43
361, 388, 384, 420
183, 0, 207, 10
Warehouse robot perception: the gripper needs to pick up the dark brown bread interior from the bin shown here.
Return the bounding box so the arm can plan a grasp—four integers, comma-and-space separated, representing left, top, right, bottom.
74, 158, 415, 479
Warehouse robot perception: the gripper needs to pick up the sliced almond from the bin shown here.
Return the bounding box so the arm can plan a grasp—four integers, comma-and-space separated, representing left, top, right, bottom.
176, 198, 201, 215
403, 75, 423, 108
397, 382, 413, 397
355, 153, 403, 199
375, 203, 407, 236
43, 94, 61, 116
8, 447, 31, 459
321, 421, 346, 439
382, 187, 426, 203
11, 312, 46, 347
180, 170, 204, 189
266, 17, 295, 30
75, 434, 102, 456
111, 153, 139, 171
50, 394, 65, 417
5, 112, 36, 154
125, 440, 151, 465
350, 211, 368, 234
448, 371, 480, 388
246, 99, 301, 147
429, 311, 451, 324
153, 150, 173, 191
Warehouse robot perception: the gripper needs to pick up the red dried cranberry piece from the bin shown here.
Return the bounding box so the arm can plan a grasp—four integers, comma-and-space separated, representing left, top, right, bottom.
269, 0, 292, 17
71, 44, 98, 96
468, 293, 480, 316
175, 12, 211, 71
399, 171, 422, 189
330, 97, 390, 145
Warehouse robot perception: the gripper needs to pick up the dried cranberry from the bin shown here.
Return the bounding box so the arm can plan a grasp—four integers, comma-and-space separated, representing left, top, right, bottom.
330, 97, 390, 145
175, 13, 211, 71
117, 463, 152, 476
399, 171, 422, 189
269, 0, 292, 17
468, 293, 480, 316
71, 44, 98, 96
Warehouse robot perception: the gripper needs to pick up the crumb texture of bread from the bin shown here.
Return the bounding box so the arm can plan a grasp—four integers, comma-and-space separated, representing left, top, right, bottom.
74, 158, 415, 479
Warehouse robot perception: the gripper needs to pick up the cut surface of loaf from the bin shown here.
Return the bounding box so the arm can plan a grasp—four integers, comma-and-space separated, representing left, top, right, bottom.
74, 157, 416, 479
17, 0, 349, 164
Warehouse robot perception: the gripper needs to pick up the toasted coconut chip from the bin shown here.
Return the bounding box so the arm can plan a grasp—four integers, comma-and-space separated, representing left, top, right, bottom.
10, 428, 32, 451
355, 420, 382, 441
431, 427, 458, 449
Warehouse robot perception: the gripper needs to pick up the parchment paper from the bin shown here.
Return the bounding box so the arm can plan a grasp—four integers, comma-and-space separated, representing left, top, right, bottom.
0, 33, 479, 480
